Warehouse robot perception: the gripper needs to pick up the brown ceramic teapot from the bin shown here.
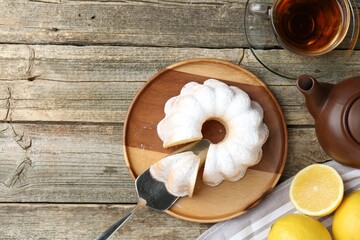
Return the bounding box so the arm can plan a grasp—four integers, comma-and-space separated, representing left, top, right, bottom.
297, 75, 360, 168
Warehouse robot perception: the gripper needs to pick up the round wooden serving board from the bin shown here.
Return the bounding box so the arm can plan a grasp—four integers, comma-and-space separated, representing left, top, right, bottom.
123, 58, 288, 223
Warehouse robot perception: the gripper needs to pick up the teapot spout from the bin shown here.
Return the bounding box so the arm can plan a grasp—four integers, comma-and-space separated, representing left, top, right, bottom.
296, 75, 333, 119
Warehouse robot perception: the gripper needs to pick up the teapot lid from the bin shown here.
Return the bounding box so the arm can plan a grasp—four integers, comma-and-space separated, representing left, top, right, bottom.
348, 98, 360, 144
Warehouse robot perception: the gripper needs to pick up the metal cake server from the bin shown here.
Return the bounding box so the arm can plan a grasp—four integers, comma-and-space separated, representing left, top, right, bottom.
96, 139, 211, 240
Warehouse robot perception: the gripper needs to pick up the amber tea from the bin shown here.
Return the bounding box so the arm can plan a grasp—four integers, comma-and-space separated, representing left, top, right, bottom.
271, 0, 350, 56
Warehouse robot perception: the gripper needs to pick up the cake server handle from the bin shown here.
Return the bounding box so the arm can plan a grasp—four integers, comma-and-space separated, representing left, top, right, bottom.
95, 198, 147, 240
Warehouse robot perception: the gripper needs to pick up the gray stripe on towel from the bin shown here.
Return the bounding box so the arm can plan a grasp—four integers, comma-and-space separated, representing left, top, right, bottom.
197, 161, 360, 240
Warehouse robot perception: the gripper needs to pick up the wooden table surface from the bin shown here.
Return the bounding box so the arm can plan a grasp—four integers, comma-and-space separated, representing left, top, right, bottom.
0, 0, 359, 239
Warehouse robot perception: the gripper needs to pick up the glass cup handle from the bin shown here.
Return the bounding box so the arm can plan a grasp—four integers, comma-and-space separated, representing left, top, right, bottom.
249, 3, 271, 19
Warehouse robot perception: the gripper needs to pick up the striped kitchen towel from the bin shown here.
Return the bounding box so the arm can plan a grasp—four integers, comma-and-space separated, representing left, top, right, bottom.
197, 160, 360, 240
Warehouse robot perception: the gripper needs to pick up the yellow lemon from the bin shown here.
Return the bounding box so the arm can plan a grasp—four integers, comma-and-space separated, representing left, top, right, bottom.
289, 164, 344, 216
332, 190, 360, 240
268, 214, 331, 240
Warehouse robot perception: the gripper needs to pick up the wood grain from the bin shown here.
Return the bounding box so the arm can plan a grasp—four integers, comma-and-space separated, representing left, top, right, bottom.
0, 203, 211, 240
0, 0, 359, 49
0, 123, 327, 203
0, 44, 359, 125
0, 0, 248, 47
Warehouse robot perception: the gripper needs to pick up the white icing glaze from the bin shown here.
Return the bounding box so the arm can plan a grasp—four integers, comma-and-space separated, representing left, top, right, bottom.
149, 151, 200, 197
157, 79, 269, 187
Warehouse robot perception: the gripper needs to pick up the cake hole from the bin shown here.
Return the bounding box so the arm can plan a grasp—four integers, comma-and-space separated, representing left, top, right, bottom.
201, 120, 226, 144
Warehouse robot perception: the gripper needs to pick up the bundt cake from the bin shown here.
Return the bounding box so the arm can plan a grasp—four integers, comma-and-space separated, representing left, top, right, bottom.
157, 79, 269, 187
149, 151, 201, 197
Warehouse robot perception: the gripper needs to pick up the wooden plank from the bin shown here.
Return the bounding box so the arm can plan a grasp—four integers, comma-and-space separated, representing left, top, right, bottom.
0, 0, 248, 47
0, 44, 243, 123
282, 127, 330, 181
0, 80, 314, 125
0, 203, 210, 239
0, 122, 328, 203
1, 44, 358, 125
0, 81, 313, 125
0, 123, 137, 203
1, 0, 359, 49
0, 45, 244, 82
